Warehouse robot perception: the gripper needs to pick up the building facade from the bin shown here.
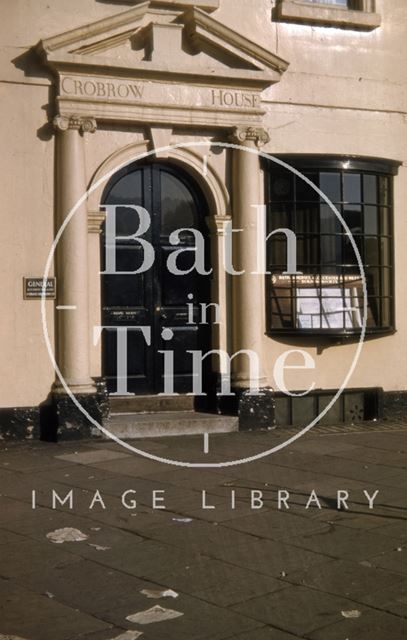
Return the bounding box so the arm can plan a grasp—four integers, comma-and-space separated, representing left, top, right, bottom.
1, 0, 406, 440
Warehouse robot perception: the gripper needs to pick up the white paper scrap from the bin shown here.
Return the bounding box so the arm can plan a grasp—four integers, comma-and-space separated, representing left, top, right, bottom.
140, 588, 179, 599
126, 605, 184, 625
88, 544, 111, 551
46, 528, 88, 544
109, 632, 143, 640
172, 517, 193, 524
341, 610, 362, 619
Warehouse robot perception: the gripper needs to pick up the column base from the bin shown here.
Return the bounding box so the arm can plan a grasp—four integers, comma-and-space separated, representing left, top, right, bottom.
236, 387, 276, 431
53, 380, 98, 395
49, 379, 109, 441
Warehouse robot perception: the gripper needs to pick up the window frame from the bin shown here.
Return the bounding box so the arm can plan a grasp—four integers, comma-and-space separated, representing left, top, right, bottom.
264, 155, 400, 339
273, 0, 381, 31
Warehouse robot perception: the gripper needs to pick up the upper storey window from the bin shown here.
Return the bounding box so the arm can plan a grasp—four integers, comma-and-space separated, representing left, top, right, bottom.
274, 0, 381, 31
304, 0, 348, 5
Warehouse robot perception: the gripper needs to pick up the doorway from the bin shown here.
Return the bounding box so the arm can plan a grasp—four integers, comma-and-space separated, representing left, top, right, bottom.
101, 161, 212, 396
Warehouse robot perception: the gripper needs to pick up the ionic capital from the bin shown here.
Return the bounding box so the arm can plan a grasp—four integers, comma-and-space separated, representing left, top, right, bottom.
230, 126, 270, 148
53, 115, 97, 134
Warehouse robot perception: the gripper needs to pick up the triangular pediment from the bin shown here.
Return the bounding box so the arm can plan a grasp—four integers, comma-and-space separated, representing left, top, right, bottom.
37, 2, 289, 88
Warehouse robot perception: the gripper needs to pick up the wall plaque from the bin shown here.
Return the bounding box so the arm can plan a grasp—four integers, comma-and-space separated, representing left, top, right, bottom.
23, 277, 56, 300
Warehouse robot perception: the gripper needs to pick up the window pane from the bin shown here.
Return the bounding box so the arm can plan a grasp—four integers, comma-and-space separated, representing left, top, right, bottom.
296, 173, 319, 202
320, 173, 341, 203
381, 268, 392, 297
344, 174, 362, 203
295, 205, 319, 234
270, 204, 292, 230
381, 298, 392, 326
363, 175, 378, 204
379, 176, 390, 205
343, 205, 362, 234
364, 237, 380, 267
364, 205, 378, 235
381, 238, 391, 266
269, 174, 293, 202
320, 204, 341, 234
321, 234, 342, 267
380, 207, 391, 236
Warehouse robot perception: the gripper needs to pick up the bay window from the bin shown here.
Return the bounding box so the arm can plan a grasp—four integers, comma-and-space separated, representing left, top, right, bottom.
265, 156, 399, 337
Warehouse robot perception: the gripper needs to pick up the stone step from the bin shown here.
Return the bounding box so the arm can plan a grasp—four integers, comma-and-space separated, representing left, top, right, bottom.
100, 411, 239, 439
108, 394, 195, 414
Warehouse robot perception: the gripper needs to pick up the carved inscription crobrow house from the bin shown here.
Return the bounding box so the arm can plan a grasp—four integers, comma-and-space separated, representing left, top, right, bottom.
60, 75, 261, 110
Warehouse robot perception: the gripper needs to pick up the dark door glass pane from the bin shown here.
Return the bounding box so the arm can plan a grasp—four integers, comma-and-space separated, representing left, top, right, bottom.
160, 172, 198, 236
106, 171, 144, 236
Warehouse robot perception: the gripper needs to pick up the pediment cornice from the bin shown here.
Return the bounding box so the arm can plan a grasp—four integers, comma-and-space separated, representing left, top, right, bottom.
37, 2, 289, 128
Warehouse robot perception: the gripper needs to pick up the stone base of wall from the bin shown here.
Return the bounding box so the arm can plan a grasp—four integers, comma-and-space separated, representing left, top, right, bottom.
1, 387, 407, 440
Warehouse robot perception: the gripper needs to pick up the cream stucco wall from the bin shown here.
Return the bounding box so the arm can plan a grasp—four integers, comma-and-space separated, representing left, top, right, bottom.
1, 0, 406, 408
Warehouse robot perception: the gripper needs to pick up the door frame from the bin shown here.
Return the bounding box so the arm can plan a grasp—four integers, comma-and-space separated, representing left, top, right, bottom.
100, 159, 214, 396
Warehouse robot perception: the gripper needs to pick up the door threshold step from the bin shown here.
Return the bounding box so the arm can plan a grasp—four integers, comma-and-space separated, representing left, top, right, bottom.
98, 411, 239, 439
108, 395, 195, 414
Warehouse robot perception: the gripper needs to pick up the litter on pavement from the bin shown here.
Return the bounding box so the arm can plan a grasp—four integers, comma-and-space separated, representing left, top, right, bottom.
126, 605, 184, 625
140, 588, 179, 599
341, 610, 362, 619
46, 528, 89, 544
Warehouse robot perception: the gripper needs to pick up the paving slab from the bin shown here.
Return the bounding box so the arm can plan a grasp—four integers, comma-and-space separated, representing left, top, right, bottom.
308, 608, 407, 640
220, 627, 302, 640
0, 579, 111, 640
369, 545, 407, 576
0, 538, 82, 579
102, 593, 260, 640
221, 509, 330, 541
286, 525, 398, 561
285, 557, 406, 599
231, 585, 367, 635
55, 449, 132, 465
13, 560, 162, 617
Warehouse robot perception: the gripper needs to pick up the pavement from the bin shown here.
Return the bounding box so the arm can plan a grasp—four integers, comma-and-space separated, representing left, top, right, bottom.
2, 421, 407, 639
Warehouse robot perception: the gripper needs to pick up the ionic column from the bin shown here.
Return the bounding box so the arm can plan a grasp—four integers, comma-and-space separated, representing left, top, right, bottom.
229, 126, 270, 392
53, 115, 96, 393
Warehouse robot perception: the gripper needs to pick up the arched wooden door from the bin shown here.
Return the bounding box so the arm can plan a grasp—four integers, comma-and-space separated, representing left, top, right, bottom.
101, 162, 212, 395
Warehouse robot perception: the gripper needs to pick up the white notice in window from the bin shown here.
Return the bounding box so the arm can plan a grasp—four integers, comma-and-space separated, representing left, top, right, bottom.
296, 286, 363, 330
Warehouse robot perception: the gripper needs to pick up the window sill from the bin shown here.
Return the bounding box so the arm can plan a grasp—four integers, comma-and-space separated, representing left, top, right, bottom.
266, 328, 396, 342
274, 1, 381, 31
